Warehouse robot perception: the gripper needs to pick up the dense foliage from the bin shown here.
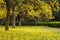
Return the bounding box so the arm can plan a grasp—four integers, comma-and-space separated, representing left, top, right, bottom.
0, 0, 60, 29
0, 0, 59, 21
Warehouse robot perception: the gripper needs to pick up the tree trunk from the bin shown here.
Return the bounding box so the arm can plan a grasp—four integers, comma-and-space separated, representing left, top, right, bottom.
5, 0, 11, 30
19, 19, 22, 26
12, 6, 16, 28
5, 8, 10, 30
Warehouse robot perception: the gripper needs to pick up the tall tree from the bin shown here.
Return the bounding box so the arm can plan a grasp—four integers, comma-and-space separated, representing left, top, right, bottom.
11, 0, 19, 28
11, 2, 16, 28
16, 0, 53, 24
4, 0, 11, 30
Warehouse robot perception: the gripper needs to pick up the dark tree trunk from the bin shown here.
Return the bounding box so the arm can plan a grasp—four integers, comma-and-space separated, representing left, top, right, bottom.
12, 6, 16, 28
4, 0, 11, 30
5, 8, 10, 30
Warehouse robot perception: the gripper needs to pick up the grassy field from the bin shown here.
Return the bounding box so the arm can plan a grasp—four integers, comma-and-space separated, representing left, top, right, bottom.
0, 26, 60, 40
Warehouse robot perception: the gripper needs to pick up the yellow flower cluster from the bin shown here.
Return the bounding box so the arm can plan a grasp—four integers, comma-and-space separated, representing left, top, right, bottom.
0, 28, 60, 40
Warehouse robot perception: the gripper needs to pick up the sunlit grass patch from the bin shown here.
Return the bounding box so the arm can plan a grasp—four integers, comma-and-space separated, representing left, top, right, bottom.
0, 26, 60, 40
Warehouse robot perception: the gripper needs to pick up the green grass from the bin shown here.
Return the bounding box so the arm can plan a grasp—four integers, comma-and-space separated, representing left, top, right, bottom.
0, 26, 60, 40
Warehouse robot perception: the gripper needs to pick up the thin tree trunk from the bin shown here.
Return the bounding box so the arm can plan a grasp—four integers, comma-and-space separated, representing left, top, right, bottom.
12, 6, 16, 28
19, 20, 21, 26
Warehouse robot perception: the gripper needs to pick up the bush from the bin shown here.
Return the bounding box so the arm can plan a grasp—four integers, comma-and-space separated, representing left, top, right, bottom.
1, 21, 60, 28
37, 22, 60, 28
21, 22, 60, 28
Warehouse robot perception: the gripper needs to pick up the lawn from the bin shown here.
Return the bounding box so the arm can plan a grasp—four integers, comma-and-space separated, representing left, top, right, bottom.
0, 26, 60, 40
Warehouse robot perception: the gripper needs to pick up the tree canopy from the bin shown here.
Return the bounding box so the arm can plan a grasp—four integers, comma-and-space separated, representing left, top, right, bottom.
0, 0, 60, 30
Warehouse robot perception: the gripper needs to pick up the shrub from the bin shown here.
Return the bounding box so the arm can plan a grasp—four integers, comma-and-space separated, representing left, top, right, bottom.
37, 22, 60, 28
21, 22, 60, 28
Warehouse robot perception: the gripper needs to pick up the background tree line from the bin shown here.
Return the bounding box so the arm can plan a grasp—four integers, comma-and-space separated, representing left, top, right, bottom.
0, 0, 60, 30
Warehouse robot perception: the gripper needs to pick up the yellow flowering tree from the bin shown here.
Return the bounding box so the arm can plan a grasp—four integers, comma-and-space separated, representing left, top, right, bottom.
16, 0, 54, 26
0, 0, 6, 19
24, 0, 53, 22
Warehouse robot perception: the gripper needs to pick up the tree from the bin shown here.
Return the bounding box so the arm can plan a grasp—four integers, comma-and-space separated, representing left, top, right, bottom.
43, 0, 60, 21
10, 0, 20, 28
0, 1, 5, 25
0, 1, 6, 19
23, 0, 53, 22
4, 0, 11, 30
11, 0, 16, 28
16, 0, 54, 25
